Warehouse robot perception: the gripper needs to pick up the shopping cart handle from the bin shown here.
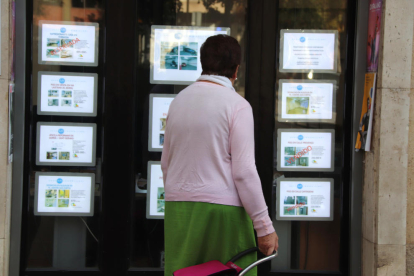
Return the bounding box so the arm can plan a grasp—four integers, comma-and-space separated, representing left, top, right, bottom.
238, 251, 278, 276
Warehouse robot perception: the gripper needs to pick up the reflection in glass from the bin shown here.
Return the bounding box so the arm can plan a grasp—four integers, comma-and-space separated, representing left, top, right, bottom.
273, 0, 348, 272
131, 0, 247, 269
26, 0, 104, 270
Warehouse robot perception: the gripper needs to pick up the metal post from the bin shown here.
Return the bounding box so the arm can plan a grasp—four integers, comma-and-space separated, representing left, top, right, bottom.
350, 0, 370, 275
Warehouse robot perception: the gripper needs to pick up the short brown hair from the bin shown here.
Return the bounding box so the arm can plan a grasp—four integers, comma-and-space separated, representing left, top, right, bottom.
200, 35, 241, 79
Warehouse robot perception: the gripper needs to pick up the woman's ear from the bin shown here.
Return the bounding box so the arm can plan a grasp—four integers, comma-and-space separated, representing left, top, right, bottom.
232, 65, 240, 80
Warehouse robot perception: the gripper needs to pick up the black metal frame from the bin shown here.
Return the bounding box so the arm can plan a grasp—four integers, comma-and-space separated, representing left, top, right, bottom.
14, 0, 359, 275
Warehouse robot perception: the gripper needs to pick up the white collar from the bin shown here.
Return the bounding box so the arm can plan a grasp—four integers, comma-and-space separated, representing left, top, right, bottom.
196, 75, 235, 91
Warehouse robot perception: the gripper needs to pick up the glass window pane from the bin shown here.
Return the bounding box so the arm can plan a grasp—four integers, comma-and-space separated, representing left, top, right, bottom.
130, 0, 248, 269
26, 0, 104, 270
272, 0, 349, 272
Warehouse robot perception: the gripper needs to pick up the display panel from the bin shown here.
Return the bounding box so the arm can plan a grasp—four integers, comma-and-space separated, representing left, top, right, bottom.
276, 178, 334, 221
37, 72, 98, 116
38, 20, 99, 66
36, 122, 97, 166
150, 25, 230, 85
277, 129, 335, 172
148, 94, 176, 152
34, 172, 95, 216
278, 80, 336, 123
279, 30, 338, 73
146, 161, 165, 219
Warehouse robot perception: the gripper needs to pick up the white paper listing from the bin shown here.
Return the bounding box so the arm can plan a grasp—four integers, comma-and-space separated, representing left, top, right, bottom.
38, 124, 95, 165
279, 130, 334, 170
37, 174, 93, 215
279, 180, 332, 219
40, 21, 98, 65
281, 31, 337, 71
39, 73, 97, 115
279, 81, 335, 122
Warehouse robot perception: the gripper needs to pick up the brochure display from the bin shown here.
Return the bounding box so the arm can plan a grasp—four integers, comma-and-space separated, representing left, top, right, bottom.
276, 178, 334, 221
146, 161, 165, 219
38, 21, 99, 66
34, 172, 95, 216
278, 80, 336, 123
355, 73, 376, 151
37, 72, 98, 116
279, 30, 338, 73
150, 25, 230, 85
367, 0, 383, 72
148, 94, 176, 152
277, 129, 335, 172
36, 122, 97, 166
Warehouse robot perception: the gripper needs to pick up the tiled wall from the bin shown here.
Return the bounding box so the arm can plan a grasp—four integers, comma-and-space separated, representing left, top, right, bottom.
0, 0, 12, 275
407, 12, 414, 276
362, 0, 414, 275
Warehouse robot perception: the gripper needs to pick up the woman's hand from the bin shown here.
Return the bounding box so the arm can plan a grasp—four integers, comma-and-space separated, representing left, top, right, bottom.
257, 231, 279, 256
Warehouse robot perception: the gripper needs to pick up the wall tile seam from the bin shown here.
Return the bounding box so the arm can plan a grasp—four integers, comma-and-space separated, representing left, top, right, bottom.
376, 87, 411, 91
377, 242, 408, 246
364, 237, 408, 246
363, 236, 378, 244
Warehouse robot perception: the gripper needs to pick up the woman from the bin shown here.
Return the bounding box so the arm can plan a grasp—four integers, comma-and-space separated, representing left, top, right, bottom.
161, 35, 278, 276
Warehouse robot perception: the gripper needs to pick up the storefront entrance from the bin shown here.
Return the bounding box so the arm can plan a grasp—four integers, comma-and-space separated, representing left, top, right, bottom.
11, 0, 360, 275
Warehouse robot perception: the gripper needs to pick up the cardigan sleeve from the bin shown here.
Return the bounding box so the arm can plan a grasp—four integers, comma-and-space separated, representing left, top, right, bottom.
229, 104, 275, 237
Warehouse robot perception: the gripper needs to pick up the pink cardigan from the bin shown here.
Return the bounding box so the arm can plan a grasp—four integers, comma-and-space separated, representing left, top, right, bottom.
161, 81, 275, 237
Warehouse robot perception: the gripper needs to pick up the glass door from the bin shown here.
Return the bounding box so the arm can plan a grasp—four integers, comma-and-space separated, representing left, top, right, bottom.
245, 0, 356, 275
22, 0, 105, 274
130, 0, 249, 273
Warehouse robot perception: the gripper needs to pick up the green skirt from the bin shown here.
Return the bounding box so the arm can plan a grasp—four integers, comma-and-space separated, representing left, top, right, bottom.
164, 201, 257, 276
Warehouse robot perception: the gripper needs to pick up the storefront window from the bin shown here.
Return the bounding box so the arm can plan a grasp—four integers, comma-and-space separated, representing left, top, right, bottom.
130, 0, 247, 269
25, 0, 104, 270
272, 0, 349, 272
19, 0, 355, 274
